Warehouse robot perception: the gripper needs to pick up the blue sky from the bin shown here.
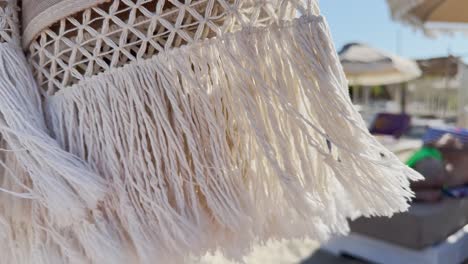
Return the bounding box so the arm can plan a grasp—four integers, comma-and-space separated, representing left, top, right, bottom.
320, 0, 468, 60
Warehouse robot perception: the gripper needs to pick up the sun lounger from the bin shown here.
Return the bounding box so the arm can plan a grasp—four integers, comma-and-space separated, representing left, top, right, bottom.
323, 198, 468, 264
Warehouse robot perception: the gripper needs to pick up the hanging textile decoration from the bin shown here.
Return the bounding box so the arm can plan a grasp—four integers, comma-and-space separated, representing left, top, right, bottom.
0, 0, 421, 262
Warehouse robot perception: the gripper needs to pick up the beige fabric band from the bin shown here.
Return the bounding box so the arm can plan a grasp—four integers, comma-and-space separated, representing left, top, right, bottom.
22, 0, 109, 48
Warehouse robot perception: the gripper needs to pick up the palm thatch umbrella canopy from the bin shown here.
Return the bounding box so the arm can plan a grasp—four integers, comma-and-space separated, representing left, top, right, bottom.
387, 0, 468, 33
339, 43, 421, 86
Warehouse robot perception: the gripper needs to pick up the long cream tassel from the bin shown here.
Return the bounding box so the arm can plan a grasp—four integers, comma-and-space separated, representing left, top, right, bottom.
0, 1, 130, 263
0, 36, 135, 264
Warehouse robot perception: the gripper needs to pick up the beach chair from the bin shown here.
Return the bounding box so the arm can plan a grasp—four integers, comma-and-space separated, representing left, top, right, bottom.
323, 198, 468, 264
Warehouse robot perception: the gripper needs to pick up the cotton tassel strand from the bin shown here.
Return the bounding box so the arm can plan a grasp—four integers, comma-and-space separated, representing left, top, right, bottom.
44, 15, 422, 262
0, 41, 109, 224
0, 1, 132, 263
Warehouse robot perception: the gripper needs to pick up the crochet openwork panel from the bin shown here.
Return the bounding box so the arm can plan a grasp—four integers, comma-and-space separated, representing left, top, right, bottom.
28, 0, 315, 95
0, 0, 19, 45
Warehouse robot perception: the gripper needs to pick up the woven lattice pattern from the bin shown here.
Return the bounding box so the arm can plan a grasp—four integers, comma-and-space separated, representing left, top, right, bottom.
28, 0, 313, 95
0, 0, 19, 45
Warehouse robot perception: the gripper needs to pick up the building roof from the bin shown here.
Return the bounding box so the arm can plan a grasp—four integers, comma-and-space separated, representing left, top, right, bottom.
416, 56, 462, 78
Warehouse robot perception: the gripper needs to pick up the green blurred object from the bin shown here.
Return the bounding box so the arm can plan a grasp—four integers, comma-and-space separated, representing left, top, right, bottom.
406, 146, 443, 168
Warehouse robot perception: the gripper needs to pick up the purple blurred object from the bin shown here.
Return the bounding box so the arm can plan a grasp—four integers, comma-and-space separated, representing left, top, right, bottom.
369, 113, 411, 138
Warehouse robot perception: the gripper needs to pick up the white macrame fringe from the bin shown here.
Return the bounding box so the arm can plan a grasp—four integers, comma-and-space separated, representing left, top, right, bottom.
12, 15, 423, 263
